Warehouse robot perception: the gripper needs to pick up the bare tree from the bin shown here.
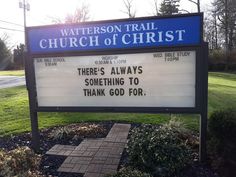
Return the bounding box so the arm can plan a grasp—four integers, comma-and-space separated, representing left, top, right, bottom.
204, 6, 222, 50
212, 6, 219, 49
65, 2, 90, 23
122, 0, 136, 18
50, 1, 90, 24
213, 0, 236, 69
188, 0, 200, 12
151, 0, 160, 16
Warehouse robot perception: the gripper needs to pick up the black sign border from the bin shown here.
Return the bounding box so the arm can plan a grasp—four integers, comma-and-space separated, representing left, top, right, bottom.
25, 13, 208, 162
26, 13, 204, 114
29, 47, 203, 114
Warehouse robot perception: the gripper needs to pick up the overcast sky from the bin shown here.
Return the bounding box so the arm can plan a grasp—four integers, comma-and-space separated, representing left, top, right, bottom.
0, 0, 212, 48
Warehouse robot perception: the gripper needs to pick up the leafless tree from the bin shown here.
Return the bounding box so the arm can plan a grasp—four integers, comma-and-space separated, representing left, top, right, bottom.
151, 0, 160, 16
188, 0, 200, 12
212, 0, 236, 69
122, 0, 136, 18
50, 1, 90, 24
65, 2, 90, 23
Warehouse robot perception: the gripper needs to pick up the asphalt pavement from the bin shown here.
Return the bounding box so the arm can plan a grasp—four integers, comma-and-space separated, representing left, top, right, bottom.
0, 76, 26, 89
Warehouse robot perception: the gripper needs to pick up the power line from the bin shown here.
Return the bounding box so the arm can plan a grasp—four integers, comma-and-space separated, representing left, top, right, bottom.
0, 19, 24, 27
0, 26, 24, 32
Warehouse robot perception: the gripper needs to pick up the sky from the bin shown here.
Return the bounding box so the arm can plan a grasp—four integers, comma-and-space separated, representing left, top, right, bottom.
0, 0, 212, 48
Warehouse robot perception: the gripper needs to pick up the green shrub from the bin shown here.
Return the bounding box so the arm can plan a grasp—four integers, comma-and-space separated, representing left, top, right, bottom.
106, 167, 152, 177
208, 108, 236, 177
209, 108, 236, 143
0, 146, 42, 177
208, 108, 236, 157
127, 120, 192, 177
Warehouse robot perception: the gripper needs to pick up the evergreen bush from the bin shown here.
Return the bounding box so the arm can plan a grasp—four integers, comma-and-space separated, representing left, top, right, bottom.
127, 120, 192, 177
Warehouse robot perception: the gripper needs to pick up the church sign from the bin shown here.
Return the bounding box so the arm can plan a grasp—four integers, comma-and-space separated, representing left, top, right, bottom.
25, 13, 208, 162
27, 15, 201, 53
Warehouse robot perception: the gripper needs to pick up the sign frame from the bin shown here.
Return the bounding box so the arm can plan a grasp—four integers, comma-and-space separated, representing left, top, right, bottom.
25, 13, 208, 162
30, 47, 203, 113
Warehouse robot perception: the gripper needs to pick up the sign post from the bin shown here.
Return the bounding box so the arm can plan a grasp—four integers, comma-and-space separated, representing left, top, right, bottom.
199, 42, 208, 162
25, 52, 40, 152
25, 13, 208, 161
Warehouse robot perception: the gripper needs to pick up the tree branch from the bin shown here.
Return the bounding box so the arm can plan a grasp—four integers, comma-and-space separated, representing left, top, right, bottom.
188, 0, 197, 5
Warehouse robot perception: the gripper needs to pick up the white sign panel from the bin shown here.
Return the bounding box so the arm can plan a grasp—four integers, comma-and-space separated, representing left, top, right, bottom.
34, 51, 196, 107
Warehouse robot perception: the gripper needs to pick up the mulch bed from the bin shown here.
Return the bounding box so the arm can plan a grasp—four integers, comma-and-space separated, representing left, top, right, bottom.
0, 122, 219, 177
0, 122, 113, 177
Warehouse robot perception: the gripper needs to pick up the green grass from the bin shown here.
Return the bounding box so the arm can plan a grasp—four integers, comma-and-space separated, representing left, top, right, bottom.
0, 72, 235, 136
208, 72, 236, 114
0, 70, 25, 76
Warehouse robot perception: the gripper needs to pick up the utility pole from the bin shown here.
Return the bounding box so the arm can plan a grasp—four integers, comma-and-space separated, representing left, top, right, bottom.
19, 0, 30, 48
197, 0, 200, 12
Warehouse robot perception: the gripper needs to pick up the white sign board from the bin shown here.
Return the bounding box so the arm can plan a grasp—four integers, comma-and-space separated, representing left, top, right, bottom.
34, 51, 196, 107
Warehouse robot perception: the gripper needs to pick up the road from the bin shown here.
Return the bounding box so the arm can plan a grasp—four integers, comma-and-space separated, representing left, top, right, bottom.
0, 76, 26, 89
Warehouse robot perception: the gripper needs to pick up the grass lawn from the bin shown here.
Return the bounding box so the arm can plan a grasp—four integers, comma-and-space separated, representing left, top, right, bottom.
208, 72, 236, 114
0, 70, 25, 76
0, 72, 235, 136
